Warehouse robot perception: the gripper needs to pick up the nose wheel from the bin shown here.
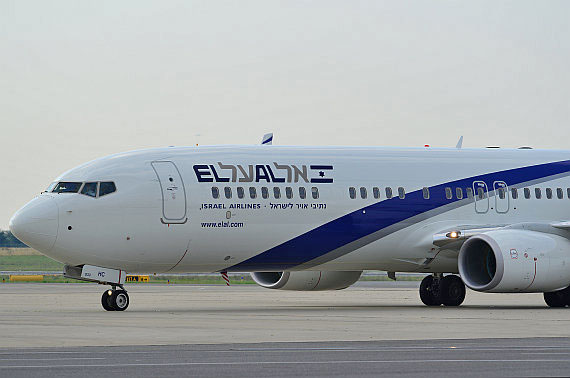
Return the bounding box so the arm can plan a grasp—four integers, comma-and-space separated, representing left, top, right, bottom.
101, 287, 129, 311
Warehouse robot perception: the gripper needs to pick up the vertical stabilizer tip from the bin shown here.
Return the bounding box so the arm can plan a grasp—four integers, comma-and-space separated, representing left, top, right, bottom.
456, 136, 463, 149
261, 133, 273, 145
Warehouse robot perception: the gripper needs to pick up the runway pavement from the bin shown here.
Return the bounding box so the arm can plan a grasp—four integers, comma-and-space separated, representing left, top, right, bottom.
1, 282, 570, 347
1, 338, 570, 377
1, 282, 570, 376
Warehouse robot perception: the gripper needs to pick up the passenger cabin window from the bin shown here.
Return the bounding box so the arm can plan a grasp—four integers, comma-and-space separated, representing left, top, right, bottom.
299, 187, 306, 199
422, 187, 430, 200
224, 187, 232, 199
524, 188, 531, 199
557, 188, 564, 199
498, 188, 506, 200
456, 187, 463, 200
567, 188, 570, 199
286, 187, 293, 199
445, 187, 453, 200
466, 187, 473, 199
373, 187, 380, 199
249, 187, 257, 199
385, 187, 393, 199
311, 187, 319, 199
511, 188, 518, 200
360, 187, 367, 199
99, 182, 116, 197
211, 187, 220, 199
237, 187, 245, 199
81, 182, 98, 197
477, 187, 486, 200
349, 187, 356, 199
535, 188, 542, 199
52, 182, 82, 193
261, 187, 269, 199
546, 188, 553, 199
273, 187, 281, 199
398, 187, 405, 199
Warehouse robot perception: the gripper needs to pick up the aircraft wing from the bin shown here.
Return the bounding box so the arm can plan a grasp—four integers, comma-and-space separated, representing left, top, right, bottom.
552, 221, 570, 230
432, 225, 506, 248
432, 222, 570, 251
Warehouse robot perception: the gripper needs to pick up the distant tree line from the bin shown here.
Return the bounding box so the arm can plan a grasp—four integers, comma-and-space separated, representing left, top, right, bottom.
0, 230, 27, 247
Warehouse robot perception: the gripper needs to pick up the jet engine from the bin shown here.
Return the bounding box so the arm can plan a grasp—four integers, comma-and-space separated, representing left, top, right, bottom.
458, 230, 570, 293
251, 271, 362, 291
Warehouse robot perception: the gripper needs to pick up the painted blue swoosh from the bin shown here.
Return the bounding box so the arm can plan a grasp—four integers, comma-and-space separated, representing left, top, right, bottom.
225, 160, 570, 272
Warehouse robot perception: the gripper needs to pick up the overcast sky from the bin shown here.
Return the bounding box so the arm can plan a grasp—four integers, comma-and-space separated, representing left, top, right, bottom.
1, 1, 569, 228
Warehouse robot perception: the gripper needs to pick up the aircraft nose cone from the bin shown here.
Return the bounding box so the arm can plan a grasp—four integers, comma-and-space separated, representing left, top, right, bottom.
9, 196, 59, 252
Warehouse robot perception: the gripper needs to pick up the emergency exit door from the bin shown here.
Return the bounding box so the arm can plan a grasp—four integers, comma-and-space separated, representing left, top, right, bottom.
152, 161, 187, 223
473, 181, 489, 213
494, 181, 509, 213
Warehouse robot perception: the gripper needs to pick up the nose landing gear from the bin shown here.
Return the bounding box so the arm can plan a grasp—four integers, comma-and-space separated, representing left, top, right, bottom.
101, 286, 129, 311
64, 265, 131, 311
420, 274, 466, 307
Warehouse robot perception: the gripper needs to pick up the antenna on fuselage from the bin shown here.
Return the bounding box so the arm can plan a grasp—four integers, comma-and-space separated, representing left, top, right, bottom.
456, 136, 463, 149
261, 133, 273, 145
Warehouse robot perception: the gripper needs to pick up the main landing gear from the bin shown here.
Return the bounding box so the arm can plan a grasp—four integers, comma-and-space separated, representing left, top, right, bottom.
544, 286, 570, 308
101, 285, 130, 311
420, 274, 466, 307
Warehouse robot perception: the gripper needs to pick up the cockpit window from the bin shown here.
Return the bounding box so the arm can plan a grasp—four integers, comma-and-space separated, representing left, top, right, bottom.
81, 182, 98, 197
49, 181, 116, 197
52, 182, 82, 193
99, 182, 116, 197
46, 182, 57, 192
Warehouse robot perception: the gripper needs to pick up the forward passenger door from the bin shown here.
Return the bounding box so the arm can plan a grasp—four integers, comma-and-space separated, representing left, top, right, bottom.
152, 161, 188, 223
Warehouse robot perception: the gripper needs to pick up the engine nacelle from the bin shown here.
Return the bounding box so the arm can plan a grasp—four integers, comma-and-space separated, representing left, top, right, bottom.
458, 230, 570, 293
251, 271, 362, 291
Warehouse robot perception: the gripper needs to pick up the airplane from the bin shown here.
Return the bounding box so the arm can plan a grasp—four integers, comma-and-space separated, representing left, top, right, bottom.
8, 142, 570, 311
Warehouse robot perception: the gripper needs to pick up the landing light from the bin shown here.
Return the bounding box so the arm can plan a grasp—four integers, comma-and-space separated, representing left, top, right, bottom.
107, 290, 113, 296
446, 231, 461, 239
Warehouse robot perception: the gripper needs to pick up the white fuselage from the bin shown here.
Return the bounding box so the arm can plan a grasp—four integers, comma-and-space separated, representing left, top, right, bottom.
9, 145, 570, 275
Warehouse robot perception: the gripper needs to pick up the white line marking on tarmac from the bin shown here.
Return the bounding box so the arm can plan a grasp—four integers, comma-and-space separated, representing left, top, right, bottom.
0, 358, 106, 361
230, 346, 570, 351
0, 345, 570, 355
1, 359, 570, 369
1, 346, 570, 355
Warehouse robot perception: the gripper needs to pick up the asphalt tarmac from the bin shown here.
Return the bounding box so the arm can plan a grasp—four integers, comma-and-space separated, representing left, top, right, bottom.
1, 338, 570, 377
1, 283, 570, 377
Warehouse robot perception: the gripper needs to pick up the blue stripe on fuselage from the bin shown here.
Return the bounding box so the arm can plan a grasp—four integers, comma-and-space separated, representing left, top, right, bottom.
225, 160, 570, 272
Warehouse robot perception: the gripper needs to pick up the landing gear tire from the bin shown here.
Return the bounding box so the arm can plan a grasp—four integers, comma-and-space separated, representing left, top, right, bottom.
544, 286, 570, 308
101, 290, 115, 311
420, 275, 441, 306
110, 290, 129, 311
101, 289, 129, 311
440, 275, 466, 307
